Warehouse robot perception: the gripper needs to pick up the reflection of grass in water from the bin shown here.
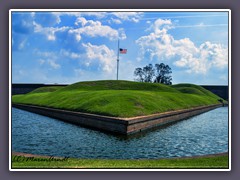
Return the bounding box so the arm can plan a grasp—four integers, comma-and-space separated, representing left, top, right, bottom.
12, 154, 229, 169
12, 80, 224, 118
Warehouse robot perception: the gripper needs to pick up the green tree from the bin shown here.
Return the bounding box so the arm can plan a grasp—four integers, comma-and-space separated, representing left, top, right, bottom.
134, 67, 144, 82
142, 64, 155, 83
134, 64, 155, 83
134, 63, 172, 85
154, 63, 172, 85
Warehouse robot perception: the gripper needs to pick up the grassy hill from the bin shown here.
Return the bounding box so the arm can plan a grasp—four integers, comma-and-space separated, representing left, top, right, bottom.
12, 80, 224, 118
28, 86, 64, 94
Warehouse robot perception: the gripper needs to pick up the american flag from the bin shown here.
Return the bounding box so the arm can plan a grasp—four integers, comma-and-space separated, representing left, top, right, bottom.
119, 48, 127, 54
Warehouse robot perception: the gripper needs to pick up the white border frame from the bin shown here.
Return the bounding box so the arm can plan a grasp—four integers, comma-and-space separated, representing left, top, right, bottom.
9, 9, 231, 172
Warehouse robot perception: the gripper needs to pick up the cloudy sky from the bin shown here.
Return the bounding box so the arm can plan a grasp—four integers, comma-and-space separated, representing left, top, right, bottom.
11, 10, 229, 85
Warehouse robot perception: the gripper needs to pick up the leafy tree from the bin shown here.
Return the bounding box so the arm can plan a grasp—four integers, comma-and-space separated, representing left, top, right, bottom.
142, 64, 155, 83
154, 63, 172, 85
134, 63, 172, 85
134, 67, 144, 82
134, 64, 155, 83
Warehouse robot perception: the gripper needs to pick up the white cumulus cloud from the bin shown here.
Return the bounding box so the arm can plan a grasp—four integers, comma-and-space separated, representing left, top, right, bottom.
69, 17, 126, 41
75, 17, 88, 26
52, 12, 107, 22
33, 21, 70, 41
82, 43, 116, 73
111, 12, 143, 23
136, 18, 228, 74
60, 49, 81, 59
110, 18, 122, 24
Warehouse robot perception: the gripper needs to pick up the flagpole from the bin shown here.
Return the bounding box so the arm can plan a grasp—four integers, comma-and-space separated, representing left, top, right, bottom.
117, 39, 119, 80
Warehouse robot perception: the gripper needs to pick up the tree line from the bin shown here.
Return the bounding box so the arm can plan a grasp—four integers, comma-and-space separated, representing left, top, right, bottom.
134, 63, 172, 85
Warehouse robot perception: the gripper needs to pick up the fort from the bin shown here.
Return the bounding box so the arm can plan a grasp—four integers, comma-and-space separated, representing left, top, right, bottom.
12, 83, 229, 100
11, 81, 227, 135
13, 103, 222, 135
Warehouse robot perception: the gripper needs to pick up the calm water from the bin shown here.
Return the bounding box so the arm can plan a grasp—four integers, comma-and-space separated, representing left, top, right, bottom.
12, 107, 228, 159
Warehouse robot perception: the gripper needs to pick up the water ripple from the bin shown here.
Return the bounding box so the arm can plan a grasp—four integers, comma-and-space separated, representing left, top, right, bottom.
12, 107, 228, 159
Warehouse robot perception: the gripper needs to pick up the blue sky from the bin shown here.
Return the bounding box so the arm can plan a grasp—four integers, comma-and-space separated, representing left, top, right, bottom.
11, 11, 229, 85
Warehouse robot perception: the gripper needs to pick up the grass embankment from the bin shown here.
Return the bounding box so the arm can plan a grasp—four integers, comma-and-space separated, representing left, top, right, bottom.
28, 86, 64, 94
12, 80, 224, 118
12, 154, 228, 169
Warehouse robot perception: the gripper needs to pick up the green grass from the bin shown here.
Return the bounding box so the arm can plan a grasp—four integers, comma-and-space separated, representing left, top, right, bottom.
28, 86, 64, 94
12, 154, 229, 169
171, 84, 218, 96
12, 80, 224, 118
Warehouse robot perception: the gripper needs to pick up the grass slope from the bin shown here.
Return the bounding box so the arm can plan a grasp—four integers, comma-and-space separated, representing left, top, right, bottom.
12, 154, 228, 169
28, 86, 64, 94
12, 80, 223, 118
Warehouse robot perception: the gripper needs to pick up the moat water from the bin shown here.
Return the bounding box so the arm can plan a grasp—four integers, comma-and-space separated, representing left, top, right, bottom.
12, 107, 228, 159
